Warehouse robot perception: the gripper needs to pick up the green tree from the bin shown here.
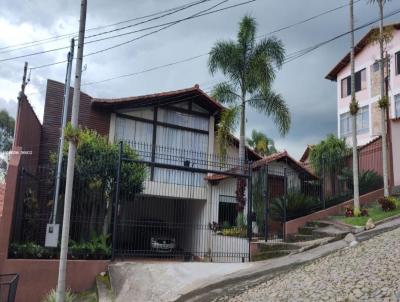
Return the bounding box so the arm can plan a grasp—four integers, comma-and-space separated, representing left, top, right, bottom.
309, 134, 349, 197
0, 109, 15, 179
208, 16, 290, 163
246, 130, 277, 156
50, 129, 146, 239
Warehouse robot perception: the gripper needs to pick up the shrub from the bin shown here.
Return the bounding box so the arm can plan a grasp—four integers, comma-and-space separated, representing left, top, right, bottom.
42, 289, 75, 302
270, 192, 321, 221
344, 206, 368, 217
340, 168, 383, 195
222, 227, 247, 238
378, 197, 397, 212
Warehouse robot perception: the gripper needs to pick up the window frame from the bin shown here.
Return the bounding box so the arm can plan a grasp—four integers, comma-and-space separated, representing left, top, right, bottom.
395, 51, 400, 76
341, 68, 367, 98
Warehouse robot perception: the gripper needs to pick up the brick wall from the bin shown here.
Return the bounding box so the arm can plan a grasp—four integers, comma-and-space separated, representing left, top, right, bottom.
13, 96, 42, 174
0, 183, 4, 218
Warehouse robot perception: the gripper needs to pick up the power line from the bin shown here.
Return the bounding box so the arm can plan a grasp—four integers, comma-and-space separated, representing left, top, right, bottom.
56, 7, 400, 88
0, 0, 254, 64
0, 0, 214, 53
32, 0, 361, 69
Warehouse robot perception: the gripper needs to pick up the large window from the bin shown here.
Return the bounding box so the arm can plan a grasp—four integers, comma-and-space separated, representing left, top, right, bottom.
340, 105, 369, 137
396, 51, 400, 75
341, 69, 366, 98
395, 94, 400, 118
218, 195, 238, 227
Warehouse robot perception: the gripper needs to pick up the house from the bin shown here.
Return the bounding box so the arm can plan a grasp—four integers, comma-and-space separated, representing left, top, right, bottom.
12, 79, 263, 263
325, 23, 400, 187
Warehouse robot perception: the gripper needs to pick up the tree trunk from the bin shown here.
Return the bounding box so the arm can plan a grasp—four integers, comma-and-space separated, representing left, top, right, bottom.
350, 0, 360, 214
378, 0, 389, 197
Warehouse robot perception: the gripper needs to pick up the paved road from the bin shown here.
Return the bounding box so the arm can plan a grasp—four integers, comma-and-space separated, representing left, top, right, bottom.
215, 228, 400, 302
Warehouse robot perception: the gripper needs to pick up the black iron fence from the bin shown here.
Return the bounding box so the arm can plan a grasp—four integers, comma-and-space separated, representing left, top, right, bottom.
252, 146, 384, 242
9, 141, 253, 262
0, 274, 19, 302
7, 139, 384, 257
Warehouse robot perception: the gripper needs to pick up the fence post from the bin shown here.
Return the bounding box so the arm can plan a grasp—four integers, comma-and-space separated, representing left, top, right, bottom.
247, 161, 253, 262
111, 141, 123, 261
264, 165, 269, 242
283, 167, 287, 241
321, 155, 326, 209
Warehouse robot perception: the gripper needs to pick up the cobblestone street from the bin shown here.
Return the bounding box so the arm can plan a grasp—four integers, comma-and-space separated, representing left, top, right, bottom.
216, 228, 400, 302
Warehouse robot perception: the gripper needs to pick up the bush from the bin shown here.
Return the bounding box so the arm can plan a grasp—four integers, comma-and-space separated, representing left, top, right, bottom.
270, 192, 321, 221
42, 289, 75, 302
340, 168, 383, 195
9, 234, 111, 260
221, 227, 247, 238
378, 197, 397, 212
344, 206, 369, 217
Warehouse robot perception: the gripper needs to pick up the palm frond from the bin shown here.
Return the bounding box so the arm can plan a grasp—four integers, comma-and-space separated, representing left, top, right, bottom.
237, 15, 257, 51
211, 82, 240, 105
216, 107, 240, 157
248, 89, 291, 136
208, 41, 242, 83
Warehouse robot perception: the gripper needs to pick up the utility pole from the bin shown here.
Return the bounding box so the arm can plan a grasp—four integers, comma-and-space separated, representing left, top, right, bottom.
349, 0, 360, 215
13, 62, 29, 148
46, 39, 75, 248
378, 0, 389, 197
56, 1, 87, 301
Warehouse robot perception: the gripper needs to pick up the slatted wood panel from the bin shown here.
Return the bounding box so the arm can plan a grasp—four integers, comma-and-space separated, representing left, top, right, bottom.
38, 79, 111, 167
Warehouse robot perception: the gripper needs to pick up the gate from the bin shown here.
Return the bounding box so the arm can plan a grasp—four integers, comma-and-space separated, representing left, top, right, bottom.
252, 165, 286, 242
111, 141, 252, 262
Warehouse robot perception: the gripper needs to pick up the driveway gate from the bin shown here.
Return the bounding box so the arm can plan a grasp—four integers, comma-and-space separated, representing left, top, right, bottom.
111, 141, 252, 262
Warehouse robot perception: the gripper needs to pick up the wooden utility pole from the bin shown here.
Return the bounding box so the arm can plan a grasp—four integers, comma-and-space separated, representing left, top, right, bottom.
56, 1, 87, 301
13, 62, 29, 148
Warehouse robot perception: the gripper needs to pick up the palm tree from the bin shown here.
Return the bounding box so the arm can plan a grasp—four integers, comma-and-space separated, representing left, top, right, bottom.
208, 16, 290, 166
369, 0, 391, 197
246, 130, 277, 156
349, 0, 361, 215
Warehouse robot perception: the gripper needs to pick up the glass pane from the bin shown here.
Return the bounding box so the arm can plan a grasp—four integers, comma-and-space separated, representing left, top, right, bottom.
158, 108, 209, 131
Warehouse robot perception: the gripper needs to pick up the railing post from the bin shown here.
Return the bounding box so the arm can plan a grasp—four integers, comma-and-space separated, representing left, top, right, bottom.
264, 165, 269, 242
247, 161, 253, 262
283, 167, 287, 241
111, 141, 123, 261
321, 155, 326, 209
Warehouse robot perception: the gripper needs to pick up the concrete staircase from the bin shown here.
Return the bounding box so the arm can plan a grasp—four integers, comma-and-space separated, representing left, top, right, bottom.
287, 220, 350, 243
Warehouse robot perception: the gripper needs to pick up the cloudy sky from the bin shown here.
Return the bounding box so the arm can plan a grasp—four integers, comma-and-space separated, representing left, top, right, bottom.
0, 0, 399, 159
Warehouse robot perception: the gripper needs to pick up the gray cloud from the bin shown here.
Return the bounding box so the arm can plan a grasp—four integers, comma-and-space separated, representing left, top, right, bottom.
1, 0, 399, 159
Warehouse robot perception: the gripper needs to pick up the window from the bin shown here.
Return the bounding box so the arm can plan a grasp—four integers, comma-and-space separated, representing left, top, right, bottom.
396, 51, 400, 75
373, 61, 380, 72
341, 69, 367, 98
395, 94, 400, 118
218, 195, 238, 227
340, 105, 369, 137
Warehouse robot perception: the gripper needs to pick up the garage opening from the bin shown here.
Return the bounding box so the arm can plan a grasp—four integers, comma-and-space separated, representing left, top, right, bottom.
114, 195, 207, 260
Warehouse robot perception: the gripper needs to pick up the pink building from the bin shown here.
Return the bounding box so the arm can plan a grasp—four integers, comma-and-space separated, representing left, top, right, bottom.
326, 23, 400, 187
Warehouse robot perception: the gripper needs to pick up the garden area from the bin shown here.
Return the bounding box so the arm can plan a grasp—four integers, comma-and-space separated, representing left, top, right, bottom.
332, 196, 400, 227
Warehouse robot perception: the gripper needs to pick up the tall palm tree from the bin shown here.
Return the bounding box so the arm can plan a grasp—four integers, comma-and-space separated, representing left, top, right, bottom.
246, 129, 277, 156
369, 0, 391, 197
349, 0, 361, 215
208, 16, 290, 166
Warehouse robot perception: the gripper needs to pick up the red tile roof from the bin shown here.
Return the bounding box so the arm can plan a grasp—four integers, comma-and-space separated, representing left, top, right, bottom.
92, 84, 223, 113
204, 151, 318, 182
326, 23, 400, 81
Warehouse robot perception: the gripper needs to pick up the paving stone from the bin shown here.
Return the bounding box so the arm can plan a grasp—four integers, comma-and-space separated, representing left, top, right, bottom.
220, 227, 400, 302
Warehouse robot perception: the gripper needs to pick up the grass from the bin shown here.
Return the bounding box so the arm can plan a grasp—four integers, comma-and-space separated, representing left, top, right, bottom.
333, 197, 400, 226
